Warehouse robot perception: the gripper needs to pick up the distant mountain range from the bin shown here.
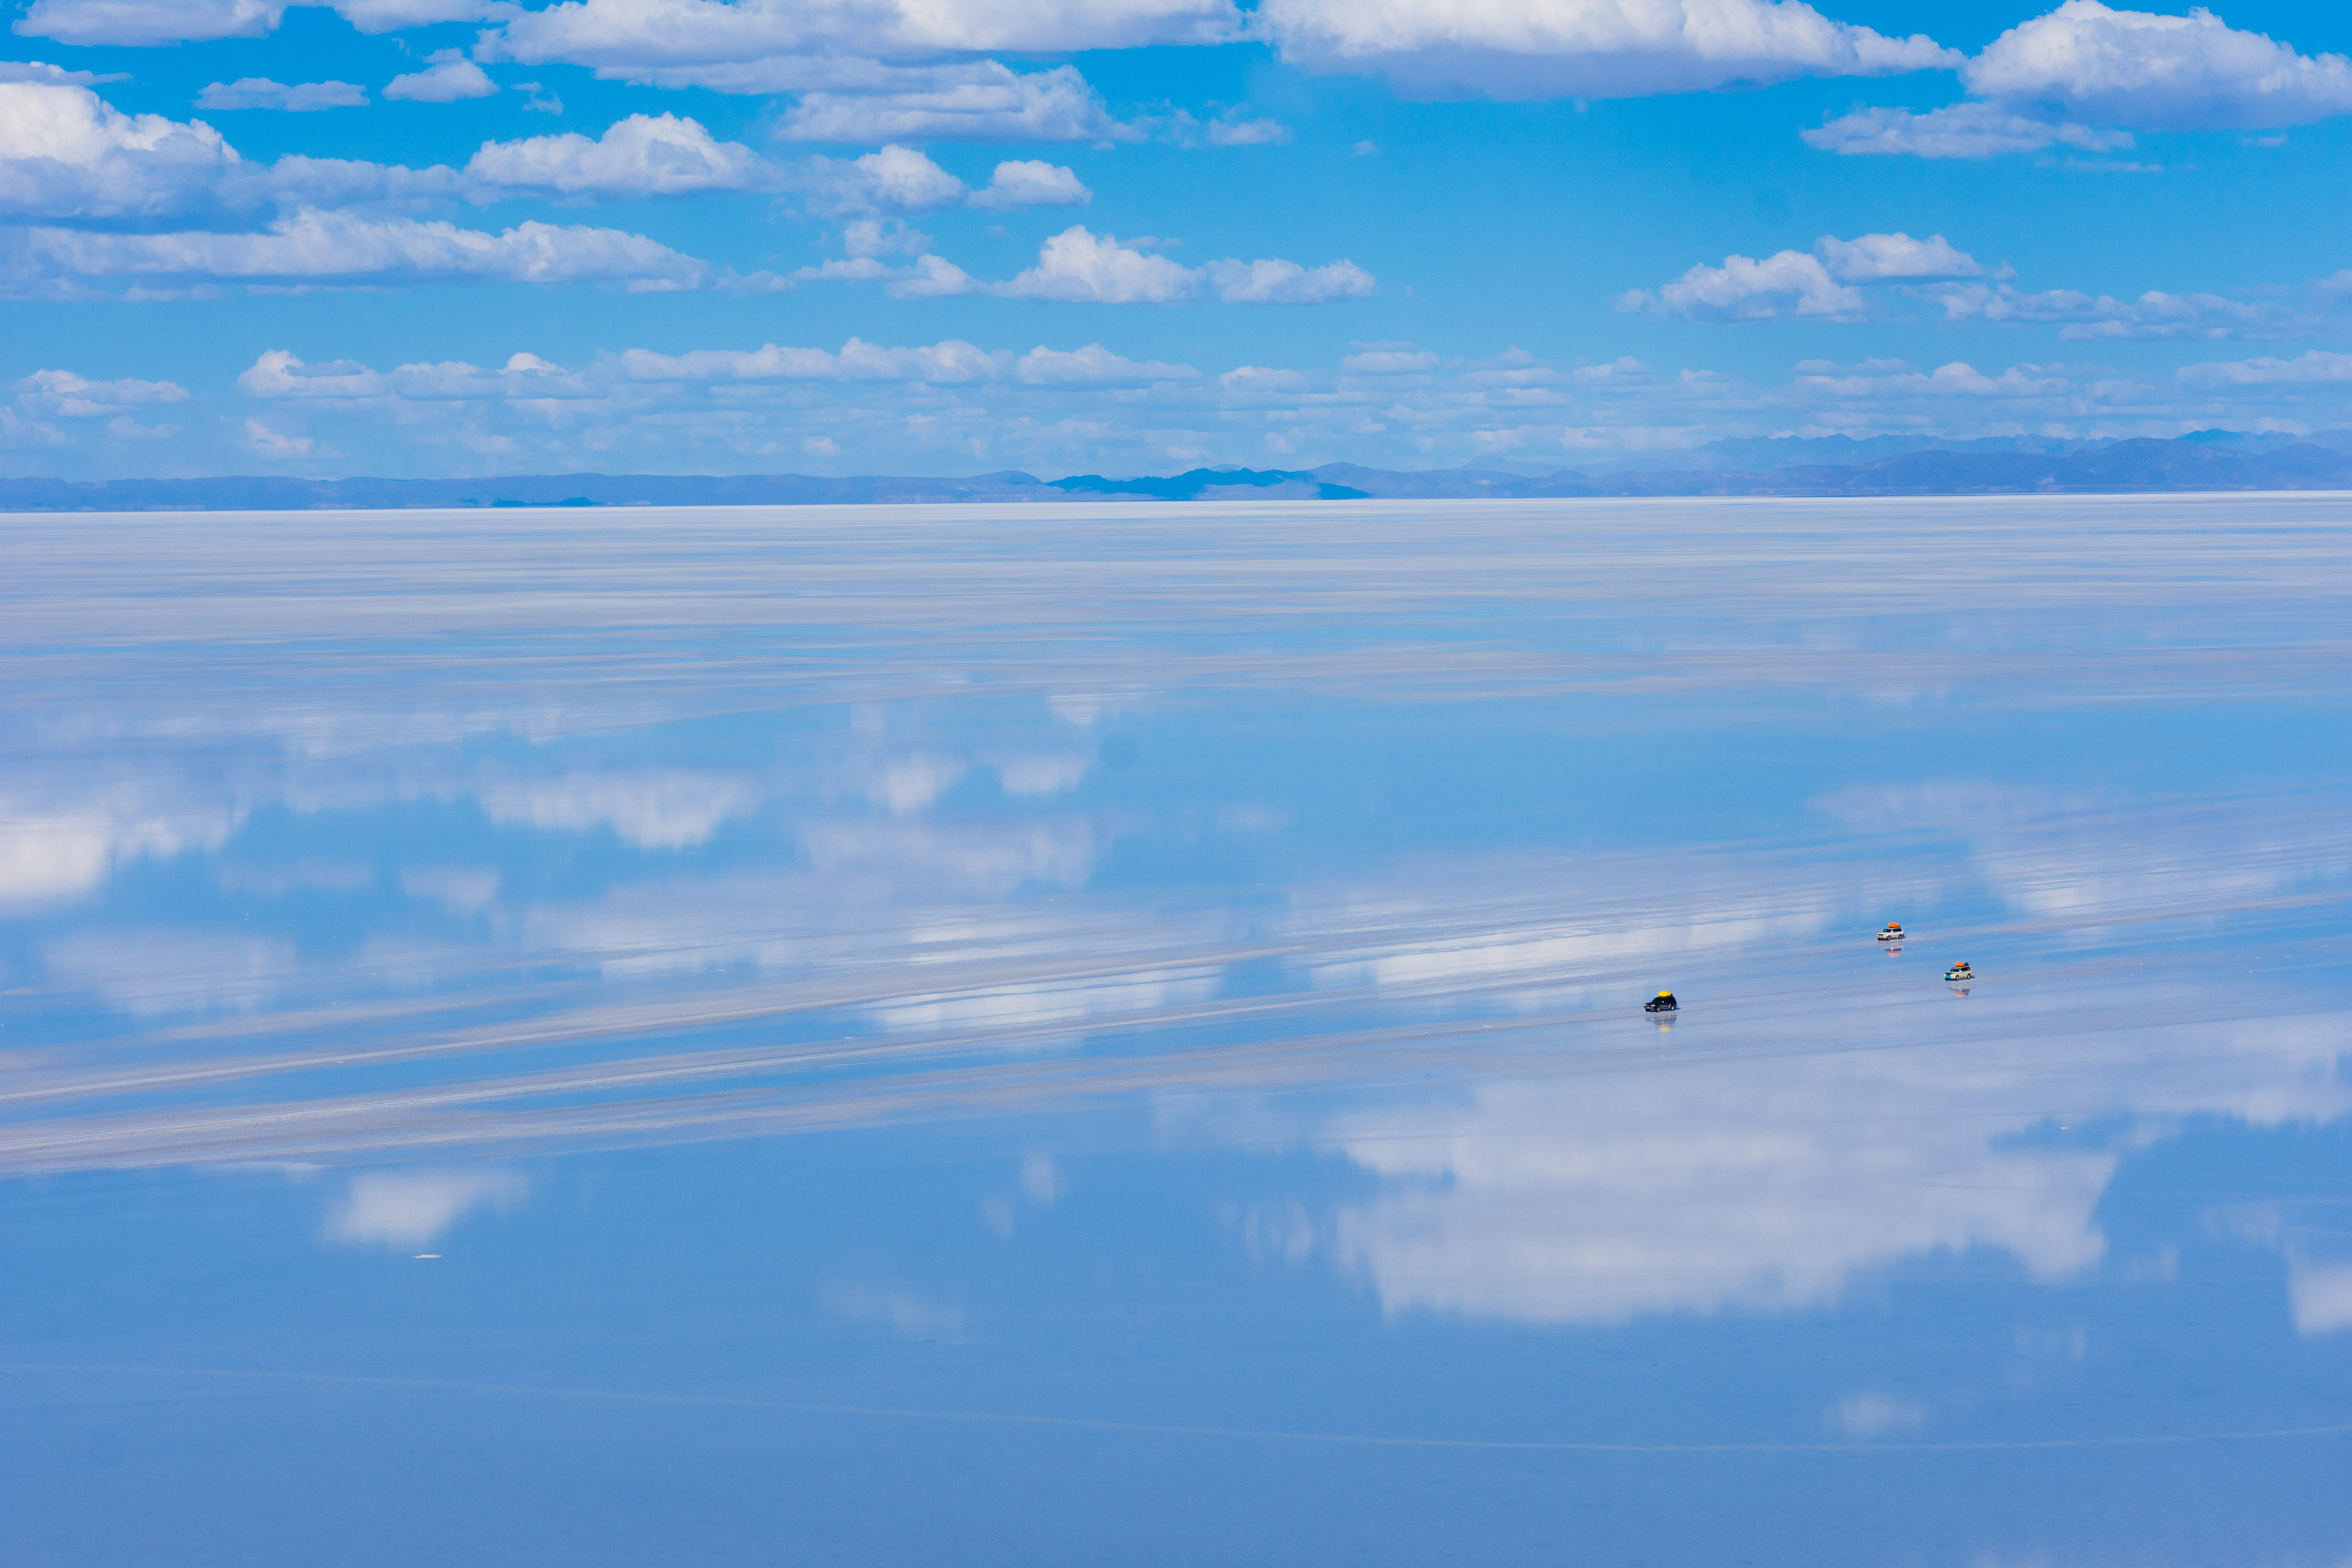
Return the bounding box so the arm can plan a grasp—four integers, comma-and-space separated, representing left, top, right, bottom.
6, 433, 2350, 511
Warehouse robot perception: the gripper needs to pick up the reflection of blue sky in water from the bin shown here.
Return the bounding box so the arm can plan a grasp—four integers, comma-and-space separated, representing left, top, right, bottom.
3, 496, 2352, 1564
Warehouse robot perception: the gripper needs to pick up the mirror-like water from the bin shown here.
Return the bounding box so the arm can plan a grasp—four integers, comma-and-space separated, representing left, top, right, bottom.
4, 496, 2349, 1566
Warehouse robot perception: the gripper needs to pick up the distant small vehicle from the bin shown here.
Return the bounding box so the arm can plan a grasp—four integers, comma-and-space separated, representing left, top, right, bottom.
1644, 991, 1679, 1013
1944, 961, 1973, 982
1877, 922, 1905, 942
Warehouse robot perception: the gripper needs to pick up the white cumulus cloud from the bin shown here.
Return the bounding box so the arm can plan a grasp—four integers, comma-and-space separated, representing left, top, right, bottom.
795, 143, 966, 215
1622, 233, 1993, 323
1813, 231, 1982, 282
1619, 248, 1869, 323
13, 367, 190, 415
195, 77, 368, 111
2176, 349, 2352, 387
1803, 101, 2137, 157
1925, 281, 2303, 341
1205, 256, 1376, 303
478, 0, 1241, 75
611, 335, 1195, 386
0, 82, 247, 224
1964, 1, 2352, 131
239, 346, 599, 401
465, 113, 780, 198
995, 226, 1374, 306
775, 62, 1139, 143
966, 159, 1090, 210
996, 225, 1199, 303
1808, 2, 2352, 160
15, 0, 289, 45
1014, 343, 1196, 383
1251, 0, 1960, 100
383, 54, 500, 103
14, 0, 504, 44
0, 60, 128, 85
18, 209, 707, 290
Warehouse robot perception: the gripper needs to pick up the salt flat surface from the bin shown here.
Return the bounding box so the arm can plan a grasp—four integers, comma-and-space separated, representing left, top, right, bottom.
3, 496, 2350, 1566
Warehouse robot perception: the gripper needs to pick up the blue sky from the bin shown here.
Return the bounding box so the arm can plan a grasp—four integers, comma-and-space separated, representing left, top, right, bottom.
3, 0, 2350, 478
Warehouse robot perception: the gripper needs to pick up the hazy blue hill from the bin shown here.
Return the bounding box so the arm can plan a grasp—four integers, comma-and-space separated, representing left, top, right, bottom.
4, 436, 2347, 511
1308, 465, 1570, 497
1583, 440, 2352, 495
1049, 468, 1370, 500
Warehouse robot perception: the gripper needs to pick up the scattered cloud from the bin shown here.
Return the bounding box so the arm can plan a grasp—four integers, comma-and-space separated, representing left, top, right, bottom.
241, 417, 314, 456
966, 159, 1090, 210
0, 59, 129, 85
995, 225, 1372, 305
15, 0, 294, 45
1015, 342, 1196, 383
465, 113, 780, 199
773, 62, 1140, 144
999, 226, 1212, 304
1809, 1, 2352, 160
1205, 256, 1376, 303
1250, 0, 1959, 100
1805, 102, 2134, 158
794, 143, 967, 215
13, 0, 504, 44
479, 0, 1240, 76
11, 209, 708, 293
29, 324, 2347, 479
1148, 107, 1292, 146
1619, 247, 1870, 323
1965, 1, 2352, 131
195, 77, 368, 111
1813, 232, 1983, 283
606, 335, 1194, 387
0, 82, 249, 224
2176, 349, 2352, 387
12, 368, 191, 415
1925, 282, 2306, 341
1625, 234, 2325, 343
383, 53, 500, 104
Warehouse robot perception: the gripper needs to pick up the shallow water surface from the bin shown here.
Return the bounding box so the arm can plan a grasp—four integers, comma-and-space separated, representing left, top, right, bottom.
3, 496, 2350, 1566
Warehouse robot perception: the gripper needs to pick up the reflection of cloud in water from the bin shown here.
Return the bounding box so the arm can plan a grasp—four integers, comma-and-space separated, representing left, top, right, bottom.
1815, 782, 2352, 928
477, 771, 755, 849
1310, 1006, 2351, 1327
799, 819, 1098, 900
217, 861, 374, 895
818, 1282, 964, 1338
2289, 1263, 2352, 1336
2220, 1201, 2352, 1338
0, 789, 238, 908
875, 966, 1219, 1036
323, 1167, 525, 1248
41, 928, 301, 1017
868, 755, 966, 813
993, 755, 1090, 797
398, 866, 501, 914
1828, 1392, 1927, 1441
